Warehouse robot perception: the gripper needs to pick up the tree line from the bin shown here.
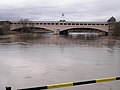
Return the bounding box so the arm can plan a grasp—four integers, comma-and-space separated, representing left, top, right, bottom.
112, 22, 120, 36
0, 21, 10, 35
0, 19, 36, 35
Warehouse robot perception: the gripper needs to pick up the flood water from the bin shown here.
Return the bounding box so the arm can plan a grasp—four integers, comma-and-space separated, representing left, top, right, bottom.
0, 33, 120, 90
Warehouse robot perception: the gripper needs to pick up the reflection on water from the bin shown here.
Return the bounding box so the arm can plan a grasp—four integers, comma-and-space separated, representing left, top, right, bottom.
69, 32, 101, 39
0, 33, 116, 47
0, 34, 120, 90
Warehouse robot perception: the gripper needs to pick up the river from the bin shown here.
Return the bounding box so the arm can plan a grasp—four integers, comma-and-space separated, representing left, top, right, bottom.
0, 33, 120, 90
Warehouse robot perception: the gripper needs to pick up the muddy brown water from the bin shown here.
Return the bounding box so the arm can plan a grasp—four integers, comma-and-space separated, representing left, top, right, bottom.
0, 34, 120, 90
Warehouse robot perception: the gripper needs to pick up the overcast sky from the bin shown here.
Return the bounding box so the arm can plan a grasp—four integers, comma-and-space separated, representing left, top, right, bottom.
0, 0, 120, 21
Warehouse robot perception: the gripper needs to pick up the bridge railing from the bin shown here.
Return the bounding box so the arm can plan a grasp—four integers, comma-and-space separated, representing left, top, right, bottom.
6, 76, 120, 90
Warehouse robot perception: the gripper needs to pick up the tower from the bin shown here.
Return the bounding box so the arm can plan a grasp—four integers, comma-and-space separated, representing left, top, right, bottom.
60, 13, 66, 22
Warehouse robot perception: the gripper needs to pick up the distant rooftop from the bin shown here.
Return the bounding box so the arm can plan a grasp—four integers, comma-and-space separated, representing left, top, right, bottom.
107, 16, 116, 22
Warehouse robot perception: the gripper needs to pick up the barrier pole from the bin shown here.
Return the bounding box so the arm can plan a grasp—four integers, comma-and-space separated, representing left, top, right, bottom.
17, 76, 120, 90
6, 87, 11, 90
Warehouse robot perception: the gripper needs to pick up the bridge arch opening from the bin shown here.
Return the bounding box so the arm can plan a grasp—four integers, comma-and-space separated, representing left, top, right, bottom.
11, 27, 54, 33
59, 28, 108, 36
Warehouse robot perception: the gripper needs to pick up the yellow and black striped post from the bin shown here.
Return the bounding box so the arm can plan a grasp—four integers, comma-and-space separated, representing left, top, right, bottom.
18, 76, 120, 90
6, 87, 11, 90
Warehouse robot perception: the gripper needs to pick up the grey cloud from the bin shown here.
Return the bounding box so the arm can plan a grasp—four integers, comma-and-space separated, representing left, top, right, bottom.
0, 0, 120, 21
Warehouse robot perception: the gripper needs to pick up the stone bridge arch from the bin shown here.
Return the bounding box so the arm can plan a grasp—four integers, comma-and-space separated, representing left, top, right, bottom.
11, 26, 54, 33
59, 27, 108, 35
59, 26, 108, 32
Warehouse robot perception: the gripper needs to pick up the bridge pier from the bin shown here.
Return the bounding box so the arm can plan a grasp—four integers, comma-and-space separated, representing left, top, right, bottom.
54, 29, 60, 35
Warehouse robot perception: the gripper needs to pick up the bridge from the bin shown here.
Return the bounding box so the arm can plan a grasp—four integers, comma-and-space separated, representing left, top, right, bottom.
10, 21, 109, 34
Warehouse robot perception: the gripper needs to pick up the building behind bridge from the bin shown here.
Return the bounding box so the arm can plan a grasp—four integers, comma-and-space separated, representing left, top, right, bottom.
107, 16, 116, 22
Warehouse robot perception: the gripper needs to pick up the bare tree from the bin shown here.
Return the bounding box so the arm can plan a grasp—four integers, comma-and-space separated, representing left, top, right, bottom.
17, 19, 34, 33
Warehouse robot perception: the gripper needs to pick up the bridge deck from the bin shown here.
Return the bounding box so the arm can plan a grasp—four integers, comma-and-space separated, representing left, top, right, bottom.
10, 21, 109, 33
